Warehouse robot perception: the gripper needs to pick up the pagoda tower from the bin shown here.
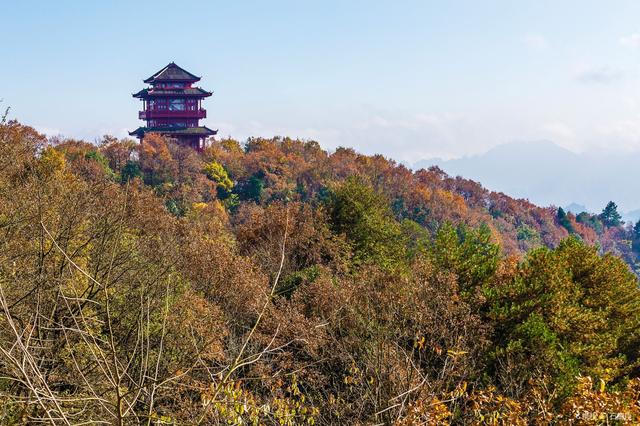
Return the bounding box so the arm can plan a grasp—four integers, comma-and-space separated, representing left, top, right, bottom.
130, 62, 217, 150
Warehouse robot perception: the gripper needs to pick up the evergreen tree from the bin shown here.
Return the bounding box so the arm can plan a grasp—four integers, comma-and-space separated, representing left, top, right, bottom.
557, 207, 575, 234
430, 222, 500, 298
327, 177, 406, 269
632, 220, 640, 253
120, 160, 141, 182
486, 237, 640, 396
237, 172, 265, 202
599, 201, 622, 227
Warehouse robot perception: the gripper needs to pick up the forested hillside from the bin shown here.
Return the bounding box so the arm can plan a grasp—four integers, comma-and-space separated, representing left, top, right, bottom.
2, 119, 640, 424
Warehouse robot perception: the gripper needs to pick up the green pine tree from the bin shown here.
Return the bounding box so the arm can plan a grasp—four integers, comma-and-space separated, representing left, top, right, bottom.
599, 201, 622, 227
557, 207, 575, 234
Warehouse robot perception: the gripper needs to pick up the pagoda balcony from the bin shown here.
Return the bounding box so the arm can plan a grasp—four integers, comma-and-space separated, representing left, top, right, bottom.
139, 109, 207, 120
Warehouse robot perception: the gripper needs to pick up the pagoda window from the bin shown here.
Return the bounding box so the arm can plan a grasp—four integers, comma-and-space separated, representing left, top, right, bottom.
156, 82, 185, 88
151, 99, 168, 110
169, 98, 186, 111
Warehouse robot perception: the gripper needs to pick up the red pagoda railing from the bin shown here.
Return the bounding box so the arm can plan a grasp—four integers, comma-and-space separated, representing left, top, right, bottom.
139, 109, 206, 120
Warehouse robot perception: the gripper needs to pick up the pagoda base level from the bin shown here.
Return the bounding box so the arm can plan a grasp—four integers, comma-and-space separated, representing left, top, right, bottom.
171, 135, 206, 151
136, 134, 206, 151
129, 125, 217, 152
182, 135, 205, 151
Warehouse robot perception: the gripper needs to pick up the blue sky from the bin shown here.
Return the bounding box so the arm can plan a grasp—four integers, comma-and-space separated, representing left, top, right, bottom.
2, 1, 640, 162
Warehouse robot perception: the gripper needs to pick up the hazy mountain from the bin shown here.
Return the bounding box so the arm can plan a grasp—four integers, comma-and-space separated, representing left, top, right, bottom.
625, 209, 640, 224
414, 141, 639, 221
565, 203, 589, 214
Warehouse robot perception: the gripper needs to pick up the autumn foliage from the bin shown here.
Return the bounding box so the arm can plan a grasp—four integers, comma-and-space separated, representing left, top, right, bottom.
1, 122, 640, 424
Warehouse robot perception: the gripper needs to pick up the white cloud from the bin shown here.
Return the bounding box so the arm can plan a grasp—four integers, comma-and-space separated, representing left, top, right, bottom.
219, 109, 494, 162
523, 34, 548, 50
594, 114, 640, 151
620, 33, 640, 48
541, 122, 579, 151
329, 110, 485, 161
573, 64, 623, 84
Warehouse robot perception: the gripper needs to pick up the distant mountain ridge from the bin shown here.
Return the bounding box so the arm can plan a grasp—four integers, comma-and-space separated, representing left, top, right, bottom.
414, 141, 640, 221
565, 203, 588, 214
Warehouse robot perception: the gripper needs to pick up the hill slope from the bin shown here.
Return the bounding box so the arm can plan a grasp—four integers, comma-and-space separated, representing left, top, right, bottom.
1, 121, 640, 423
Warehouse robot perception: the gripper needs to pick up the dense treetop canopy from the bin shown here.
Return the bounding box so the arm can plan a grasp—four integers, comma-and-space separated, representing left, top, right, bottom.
1, 121, 640, 424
